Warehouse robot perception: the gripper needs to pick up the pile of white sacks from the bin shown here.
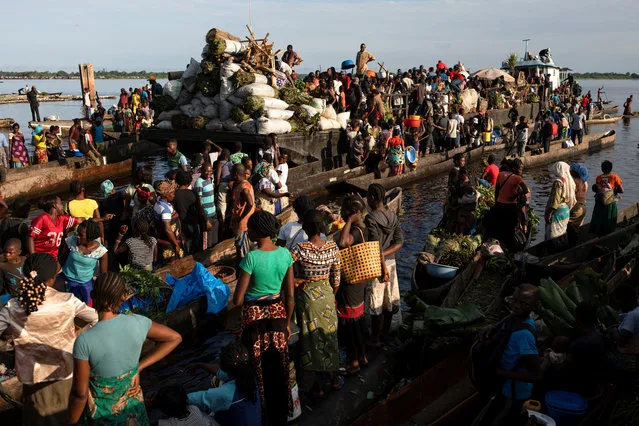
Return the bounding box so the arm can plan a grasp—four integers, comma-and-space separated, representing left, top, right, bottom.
154, 35, 349, 134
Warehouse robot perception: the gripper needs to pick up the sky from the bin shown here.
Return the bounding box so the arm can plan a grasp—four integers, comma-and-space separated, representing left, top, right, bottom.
1, 0, 637, 73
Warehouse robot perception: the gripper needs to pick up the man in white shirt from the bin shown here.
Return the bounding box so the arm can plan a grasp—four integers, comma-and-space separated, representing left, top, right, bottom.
445, 111, 459, 149
454, 108, 465, 147
571, 107, 587, 145
276, 195, 324, 249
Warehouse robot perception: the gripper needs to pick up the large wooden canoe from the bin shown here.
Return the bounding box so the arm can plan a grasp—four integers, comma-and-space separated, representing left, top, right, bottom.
0, 158, 133, 201
586, 115, 623, 125
0, 118, 14, 128
345, 131, 613, 192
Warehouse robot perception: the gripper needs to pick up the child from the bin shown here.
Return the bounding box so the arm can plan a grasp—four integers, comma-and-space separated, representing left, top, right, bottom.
0, 238, 25, 305
112, 220, 157, 271
156, 385, 213, 426
187, 342, 261, 425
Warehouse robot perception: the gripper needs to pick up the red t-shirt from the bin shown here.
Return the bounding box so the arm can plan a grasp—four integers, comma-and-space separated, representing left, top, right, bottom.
30, 213, 77, 260
484, 164, 499, 186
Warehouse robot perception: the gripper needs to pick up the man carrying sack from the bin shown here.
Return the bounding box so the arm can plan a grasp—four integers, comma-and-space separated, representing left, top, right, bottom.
365, 183, 403, 347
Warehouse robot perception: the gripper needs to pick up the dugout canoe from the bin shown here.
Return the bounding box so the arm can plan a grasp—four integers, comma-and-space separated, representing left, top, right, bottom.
586, 115, 623, 125
0, 158, 133, 201
593, 105, 619, 117
0, 118, 14, 128
514, 130, 615, 169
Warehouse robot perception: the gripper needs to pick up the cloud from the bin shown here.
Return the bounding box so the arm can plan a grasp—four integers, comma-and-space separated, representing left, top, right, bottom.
1, 0, 637, 72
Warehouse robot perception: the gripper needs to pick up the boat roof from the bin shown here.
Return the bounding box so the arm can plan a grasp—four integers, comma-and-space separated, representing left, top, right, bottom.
513, 58, 560, 69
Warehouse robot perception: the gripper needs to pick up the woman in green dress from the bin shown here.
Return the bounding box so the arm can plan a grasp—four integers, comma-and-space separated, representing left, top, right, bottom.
68, 272, 182, 425
290, 210, 342, 397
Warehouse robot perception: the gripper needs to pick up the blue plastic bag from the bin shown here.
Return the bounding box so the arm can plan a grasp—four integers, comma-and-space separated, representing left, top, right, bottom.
165, 262, 231, 315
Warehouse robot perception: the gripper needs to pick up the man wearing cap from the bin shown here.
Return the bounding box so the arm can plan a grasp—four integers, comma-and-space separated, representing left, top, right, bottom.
356, 43, 376, 78
149, 76, 163, 97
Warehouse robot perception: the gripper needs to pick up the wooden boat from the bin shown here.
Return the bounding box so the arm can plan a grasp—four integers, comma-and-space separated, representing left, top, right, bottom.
593, 105, 619, 117
0, 118, 14, 128
155, 187, 403, 283
586, 115, 623, 125
515, 130, 615, 169
286, 161, 366, 196
0, 158, 133, 201
527, 201, 639, 258
346, 145, 486, 192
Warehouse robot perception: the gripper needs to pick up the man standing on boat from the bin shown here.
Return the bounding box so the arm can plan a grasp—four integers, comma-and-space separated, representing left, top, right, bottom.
624, 95, 633, 116
570, 107, 587, 145
356, 43, 376, 78
26, 86, 40, 122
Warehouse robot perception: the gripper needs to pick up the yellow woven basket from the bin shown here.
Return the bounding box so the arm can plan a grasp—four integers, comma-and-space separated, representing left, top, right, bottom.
339, 241, 382, 284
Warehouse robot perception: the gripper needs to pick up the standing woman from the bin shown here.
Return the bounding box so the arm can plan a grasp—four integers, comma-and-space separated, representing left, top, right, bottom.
9, 122, 29, 168
487, 160, 527, 252
290, 210, 342, 397
68, 272, 182, 425
233, 210, 294, 425
568, 163, 589, 244
0, 253, 98, 425
32, 124, 48, 164
252, 154, 288, 216
591, 160, 624, 237
386, 125, 405, 176
153, 181, 184, 265
215, 148, 232, 226
61, 220, 108, 306
334, 195, 378, 374
544, 161, 576, 251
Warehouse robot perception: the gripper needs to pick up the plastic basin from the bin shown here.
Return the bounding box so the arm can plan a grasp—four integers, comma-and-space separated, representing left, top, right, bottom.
425, 263, 459, 279
545, 391, 587, 426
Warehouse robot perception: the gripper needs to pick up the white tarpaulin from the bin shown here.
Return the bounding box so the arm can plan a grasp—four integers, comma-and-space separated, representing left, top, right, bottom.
472, 68, 515, 83
460, 89, 479, 112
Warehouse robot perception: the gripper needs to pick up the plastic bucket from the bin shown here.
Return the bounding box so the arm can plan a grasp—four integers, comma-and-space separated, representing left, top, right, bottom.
405, 117, 421, 128
545, 391, 587, 426
482, 131, 491, 142
366, 69, 377, 78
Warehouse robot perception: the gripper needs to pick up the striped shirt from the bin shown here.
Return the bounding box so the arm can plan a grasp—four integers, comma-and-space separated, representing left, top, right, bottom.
194, 177, 216, 217
125, 237, 157, 268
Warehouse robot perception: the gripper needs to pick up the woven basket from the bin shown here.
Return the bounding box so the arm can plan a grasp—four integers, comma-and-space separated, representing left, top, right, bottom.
339, 241, 382, 284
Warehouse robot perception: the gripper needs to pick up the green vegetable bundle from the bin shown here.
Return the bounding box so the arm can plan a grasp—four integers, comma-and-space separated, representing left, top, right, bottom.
208, 38, 226, 56
426, 228, 483, 268
200, 60, 218, 75
196, 75, 219, 97
188, 116, 208, 130
232, 70, 258, 87
230, 106, 249, 123
279, 85, 312, 106
528, 209, 540, 235
243, 96, 265, 115
152, 95, 177, 117
119, 265, 167, 302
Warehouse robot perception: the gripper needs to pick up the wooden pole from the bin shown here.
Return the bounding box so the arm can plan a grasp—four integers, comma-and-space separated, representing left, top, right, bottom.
78, 64, 96, 108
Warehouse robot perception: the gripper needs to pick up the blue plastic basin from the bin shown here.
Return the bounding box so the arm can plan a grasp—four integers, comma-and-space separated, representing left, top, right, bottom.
425, 263, 459, 279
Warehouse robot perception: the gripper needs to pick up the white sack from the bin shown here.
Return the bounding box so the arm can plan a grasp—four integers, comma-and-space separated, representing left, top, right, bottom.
235, 83, 275, 99
156, 120, 173, 130
318, 117, 341, 131
221, 61, 242, 78
265, 109, 295, 120
179, 104, 196, 117
227, 95, 244, 106
176, 89, 193, 106
205, 119, 224, 130
181, 58, 201, 92
311, 98, 326, 112
157, 110, 182, 121
223, 120, 240, 132
460, 89, 479, 113
163, 81, 182, 100
220, 77, 234, 99
300, 104, 320, 117
195, 92, 214, 106
336, 111, 351, 129
203, 105, 219, 119
224, 40, 249, 54
321, 104, 337, 120
238, 119, 257, 133
262, 97, 289, 110
257, 117, 292, 135
219, 101, 233, 121
253, 74, 269, 85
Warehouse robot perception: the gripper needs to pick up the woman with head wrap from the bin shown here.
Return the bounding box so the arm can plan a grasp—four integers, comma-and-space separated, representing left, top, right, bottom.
32, 124, 48, 164
567, 163, 589, 244
290, 210, 342, 397
0, 253, 98, 424
251, 153, 289, 216
545, 161, 576, 251
386, 125, 405, 176
69, 272, 182, 425
591, 160, 624, 237
232, 210, 294, 425
8, 122, 29, 168
153, 180, 184, 265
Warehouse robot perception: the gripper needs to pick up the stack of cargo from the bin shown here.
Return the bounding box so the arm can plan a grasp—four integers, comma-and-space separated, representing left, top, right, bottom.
155, 28, 348, 135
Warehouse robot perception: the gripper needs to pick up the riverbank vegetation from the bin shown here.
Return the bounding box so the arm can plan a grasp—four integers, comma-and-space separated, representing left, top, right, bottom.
573, 72, 639, 80
0, 70, 169, 80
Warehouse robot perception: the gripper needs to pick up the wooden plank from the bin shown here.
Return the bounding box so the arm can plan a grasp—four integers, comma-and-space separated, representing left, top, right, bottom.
78, 64, 95, 108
